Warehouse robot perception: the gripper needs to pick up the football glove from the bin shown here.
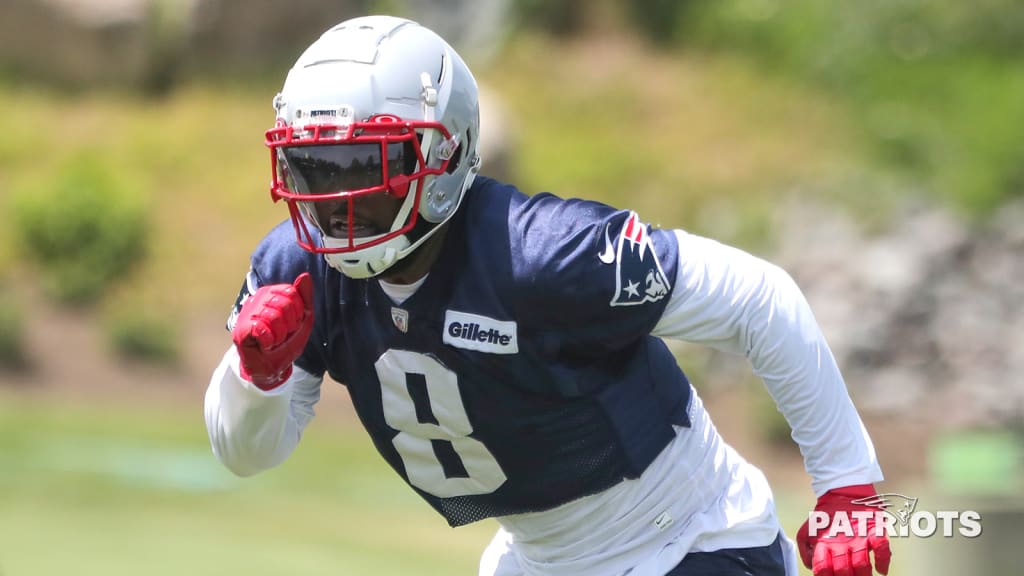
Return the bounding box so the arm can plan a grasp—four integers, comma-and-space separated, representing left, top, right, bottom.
231, 272, 314, 390
797, 484, 892, 576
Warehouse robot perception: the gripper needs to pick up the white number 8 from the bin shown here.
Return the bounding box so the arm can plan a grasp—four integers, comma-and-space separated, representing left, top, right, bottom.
375, 349, 507, 498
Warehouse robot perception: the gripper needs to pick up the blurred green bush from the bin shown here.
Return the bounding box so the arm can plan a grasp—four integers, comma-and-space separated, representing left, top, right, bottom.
669, 0, 1024, 216
623, 0, 694, 45
512, 0, 589, 35
11, 152, 150, 306
105, 310, 181, 366
0, 287, 28, 370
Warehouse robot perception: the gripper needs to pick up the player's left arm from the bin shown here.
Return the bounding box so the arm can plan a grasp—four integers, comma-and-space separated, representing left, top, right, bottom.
651, 229, 890, 576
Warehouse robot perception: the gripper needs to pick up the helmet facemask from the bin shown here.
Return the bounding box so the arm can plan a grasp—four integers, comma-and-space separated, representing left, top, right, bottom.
266, 115, 456, 277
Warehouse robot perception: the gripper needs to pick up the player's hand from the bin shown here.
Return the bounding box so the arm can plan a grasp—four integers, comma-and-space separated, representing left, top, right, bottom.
231, 272, 314, 390
796, 484, 892, 576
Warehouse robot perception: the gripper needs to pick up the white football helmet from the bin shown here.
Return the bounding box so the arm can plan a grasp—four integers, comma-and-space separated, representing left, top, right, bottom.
266, 15, 482, 279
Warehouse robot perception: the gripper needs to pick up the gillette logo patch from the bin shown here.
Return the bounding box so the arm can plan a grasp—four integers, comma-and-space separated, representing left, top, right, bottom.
443, 311, 518, 354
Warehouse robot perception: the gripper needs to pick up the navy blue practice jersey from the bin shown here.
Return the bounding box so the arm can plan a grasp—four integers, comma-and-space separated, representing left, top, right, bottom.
233, 177, 693, 527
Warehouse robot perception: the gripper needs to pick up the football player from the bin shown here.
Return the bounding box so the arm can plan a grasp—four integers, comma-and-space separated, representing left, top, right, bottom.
205, 15, 892, 576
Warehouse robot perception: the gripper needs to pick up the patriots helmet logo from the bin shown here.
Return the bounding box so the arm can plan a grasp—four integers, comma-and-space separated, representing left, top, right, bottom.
852, 493, 919, 526
599, 212, 671, 307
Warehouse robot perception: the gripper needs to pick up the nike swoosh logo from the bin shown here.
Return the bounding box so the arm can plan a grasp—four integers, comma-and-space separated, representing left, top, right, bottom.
598, 223, 616, 264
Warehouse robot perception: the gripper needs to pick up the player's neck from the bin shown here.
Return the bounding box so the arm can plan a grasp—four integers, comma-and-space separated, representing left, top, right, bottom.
378, 224, 450, 285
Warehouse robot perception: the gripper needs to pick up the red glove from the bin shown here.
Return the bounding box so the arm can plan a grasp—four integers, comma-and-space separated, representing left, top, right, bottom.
797, 484, 892, 576
231, 272, 314, 390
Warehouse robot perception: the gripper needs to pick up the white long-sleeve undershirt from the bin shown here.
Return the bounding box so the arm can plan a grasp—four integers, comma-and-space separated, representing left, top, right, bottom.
652, 230, 881, 495
204, 347, 323, 477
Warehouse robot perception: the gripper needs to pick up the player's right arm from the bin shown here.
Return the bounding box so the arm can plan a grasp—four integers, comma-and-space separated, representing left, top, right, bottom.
204, 269, 323, 477
205, 346, 322, 476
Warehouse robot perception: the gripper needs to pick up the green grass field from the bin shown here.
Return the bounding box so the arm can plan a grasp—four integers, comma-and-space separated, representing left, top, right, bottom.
0, 393, 496, 575
0, 390, 946, 575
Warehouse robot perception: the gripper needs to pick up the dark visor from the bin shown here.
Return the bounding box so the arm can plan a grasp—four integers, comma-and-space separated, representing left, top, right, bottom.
280, 142, 416, 195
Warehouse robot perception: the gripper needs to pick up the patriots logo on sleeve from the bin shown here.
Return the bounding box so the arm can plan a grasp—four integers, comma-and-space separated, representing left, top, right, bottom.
226, 268, 259, 331
599, 212, 671, 306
